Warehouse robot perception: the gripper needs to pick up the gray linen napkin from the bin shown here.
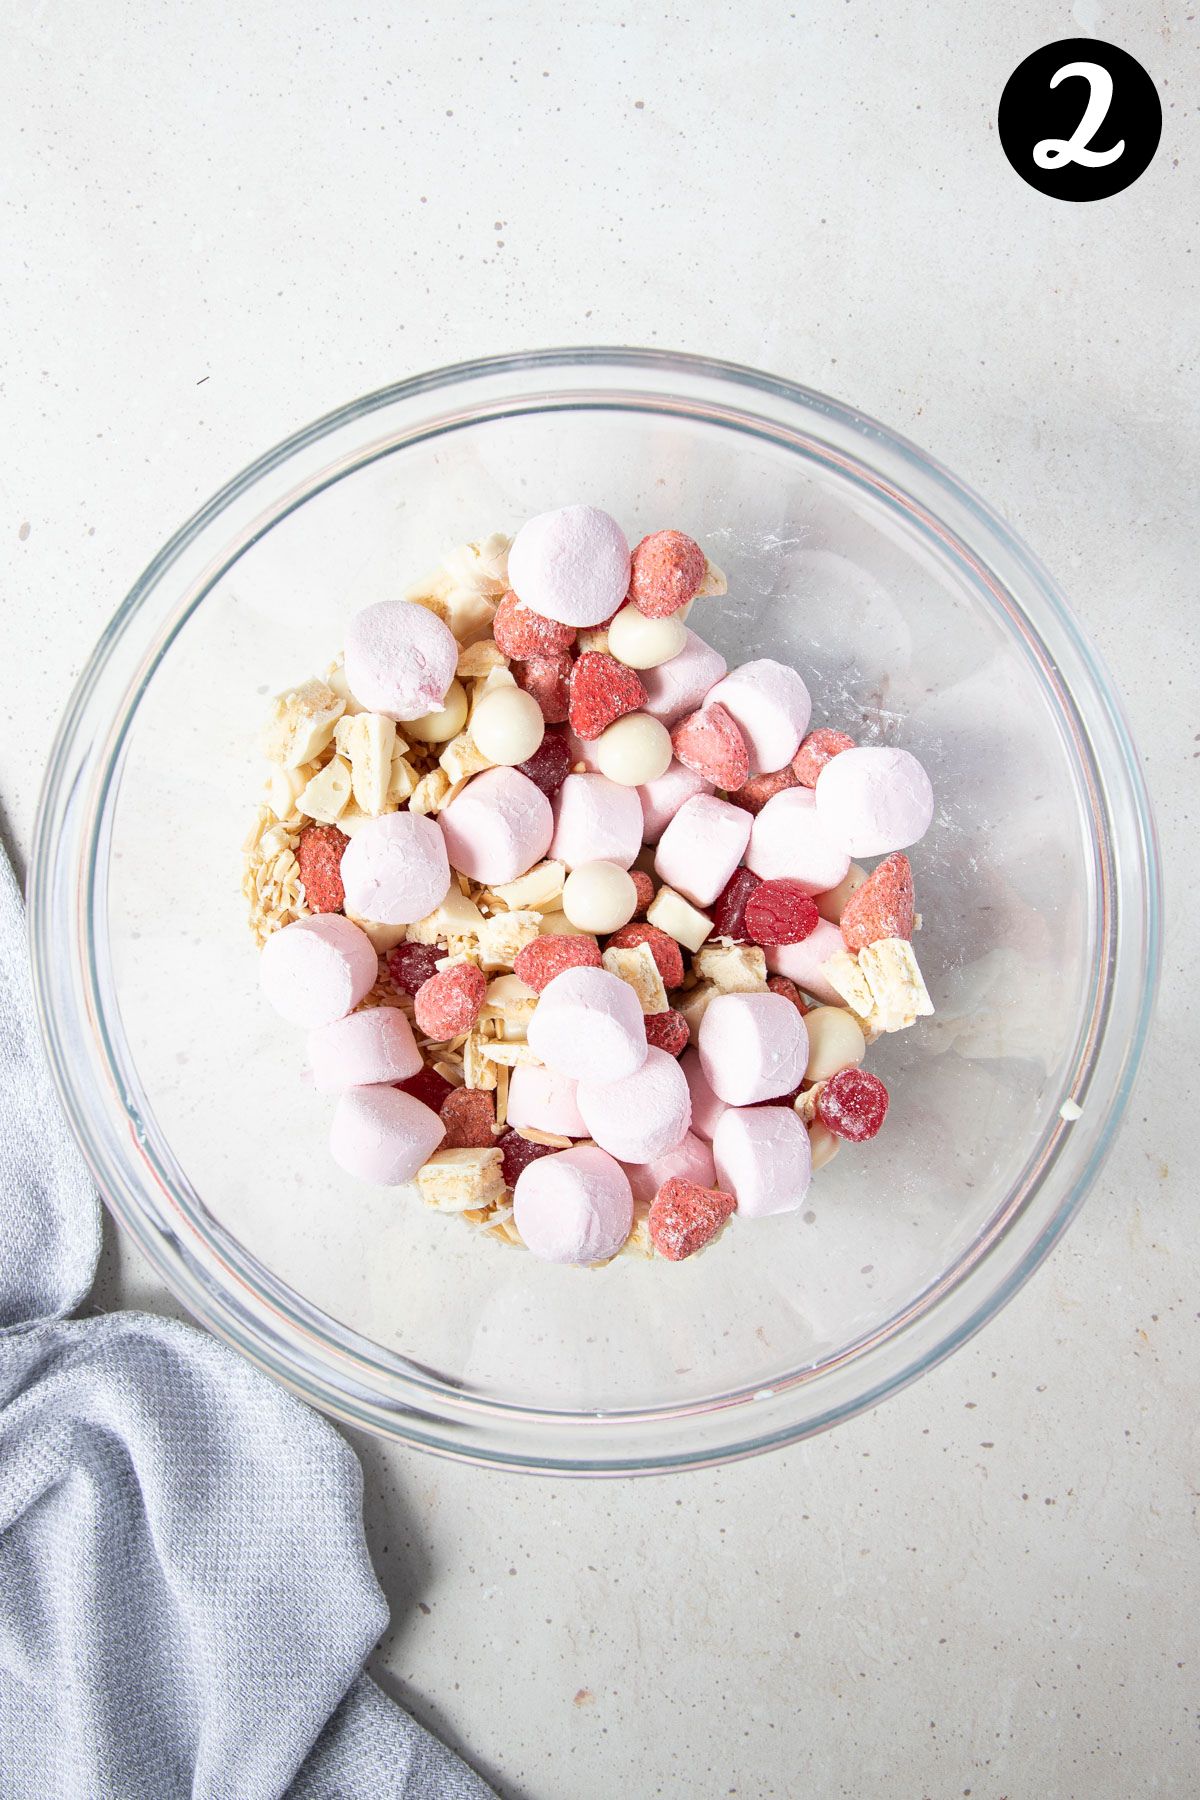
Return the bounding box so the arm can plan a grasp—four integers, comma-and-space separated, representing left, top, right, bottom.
0, 849, 494, 1800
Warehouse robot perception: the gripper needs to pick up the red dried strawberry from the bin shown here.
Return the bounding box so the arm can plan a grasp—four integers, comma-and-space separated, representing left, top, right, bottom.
648, 1177, 736, 1260
397, 1064, 456, 1111
670, 702, 749, 791
766, 975, 809, 1016
440, 1086, 496, 1149
838, 853, 915, 952
644, 1009, 689, 1056
498, 1128, 559, 1187
386, 941, 444, 996
711, 867, 761, 943
817, 1067, 889, 1143
492, 591, 576, 659
729, 766, 799, 815
605, 922, 685, 989
513, 653, 572, 724
517, 728, 572, 798
628, 531, 706, 620
296, 824, 349, 913
629, 869, 655, 917
512, 933, 602, 993
744, 880, 820, 947
414, 963, 487, 1039
792, 728, 855, 787
568, 652, 647, 741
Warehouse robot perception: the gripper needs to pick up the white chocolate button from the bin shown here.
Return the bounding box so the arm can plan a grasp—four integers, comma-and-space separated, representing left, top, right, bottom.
562, 860, 638, 933
801, 1006, 867, 1082
607, 604, 688, 670
469, 686, 546, 766
594, 712, 672, 787
406, 679, 469, 744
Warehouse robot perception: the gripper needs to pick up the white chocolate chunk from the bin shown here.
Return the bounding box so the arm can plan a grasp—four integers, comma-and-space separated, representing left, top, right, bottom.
438, 730, 493, 785
821, 950, 877, 1025
693, 942, 768, 994
463, 1032, 499, 1090
676, 980, 718, 1039
334, 711, 397, 814
490, 860, 566, 912
475, 909, 542, 971
297, 755, 352, 822
537, 911, 592, 937
857, 937, 934, 1032
456, 638, 508, 680
408, 769, 451, 816
387, 747, 420, 805
478, 1038, 542, 1067
601, 941, 669, 1016
325, 656, 366, 715
345, 910, 407, 953
646, 886, 714, 953
264, 762, 313, 821
417, 1147, 505, 1212
262, 679, 345, 768
406, 888, 485, 954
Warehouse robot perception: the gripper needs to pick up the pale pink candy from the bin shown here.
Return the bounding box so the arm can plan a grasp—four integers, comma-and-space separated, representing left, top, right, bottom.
698, 990, 809, 1106
765, 918, 848, 1006
576, 1047, 691, 1163
703, 659, 812, 773
639, 629, 727, 724
680, 1048, 729, 1141
343, 599, 458, 721
340, 811, 451, 924
637, 759, 714, 844
328, 1086, 445, 1185
307, 1007, 422, 1093
507, 505, 630, 628
623, 1130, 716, 1208
814, 745, 934, 857
259, 914, 378, 1028
713, 1106, 812, 1218
564, 728, 604, 773
653, 794, 751, 908
746, 788, 850, 895
505, 1062, 589, 1139
513, 1143, 634, 1264
438, 767, 554, 885
526, 966, 647, 1084
549, 773, 643, 870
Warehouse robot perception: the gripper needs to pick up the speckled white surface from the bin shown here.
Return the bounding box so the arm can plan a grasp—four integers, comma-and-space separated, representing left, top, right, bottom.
2, 3, 1197, 1795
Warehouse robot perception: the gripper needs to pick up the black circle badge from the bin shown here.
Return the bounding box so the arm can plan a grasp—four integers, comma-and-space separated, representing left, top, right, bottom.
998, 38, 1161, 201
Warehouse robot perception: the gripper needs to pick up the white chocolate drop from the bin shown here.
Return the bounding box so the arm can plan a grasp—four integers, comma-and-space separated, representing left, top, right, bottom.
607, 604, 688, 670
562, 860, 638, 934
406, 679, 469, 744
801, 1006, 867, 1082
469, 686, 546, 766
594, 712, 672, 786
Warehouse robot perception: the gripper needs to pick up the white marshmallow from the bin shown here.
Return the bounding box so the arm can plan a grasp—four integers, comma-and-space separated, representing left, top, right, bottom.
765, 919, 849, 1006
639, 629, 728, 723
698, 990, 809, 1105
746, 788, 851, 894
622, 1130, 716, 1208
505, 1063, 589, 1138
654, 794, 752, 908
526, 966, 648, 1083
513, 1143, 634, 1264
340, 810, 452, 924
259, 914, 379, 1027
550, 773, 644, 870
713, 1105, 813, 1218
680, 1048, 729, 1141
637, 760, 715, 844
814, 745, 934, 856
329, 1086, 446, 1185
343, 600, 458, 721
704, 659, 812, 773
438, 767, 554, 885
576, 1047, 692, 1163
507, 505, 631, 628
307, 1007, 423, 1093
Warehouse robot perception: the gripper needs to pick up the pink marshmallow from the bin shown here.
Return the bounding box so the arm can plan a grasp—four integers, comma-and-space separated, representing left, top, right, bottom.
340, 810, 451, 924
505, 1062, 589, 1138
654, 794, 751, 908
639, 629, 727, 724
712, 1105, 813, 1218
526, 966, 648, 1084
746, 788, 850, 894
328, 1085, 445, 1185
438, 767, 554, 885
576, 1046, 692, 1163
307, 1006, 423, 1093
698, 991, 809, 1105
814, 745, 934, 856
564, 728, 604, 773
680, 1048, 729, 1141
637, 759, 714, 844
512, 1143, 634, 1264
704, 658, 812, 774
764, 918, 848, 1006
549, 773, 643, 870
623, 1130, 716, 1208
343, 599, 458, 721
259, 914, 378, 1028
507, 505, 631, 628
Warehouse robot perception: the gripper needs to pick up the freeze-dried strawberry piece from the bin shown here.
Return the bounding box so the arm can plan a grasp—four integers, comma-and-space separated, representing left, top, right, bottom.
440, 1085, 496, 1149
498, 1128, 559, 1188
513, 653, 573, 724
605, 922, 685, 989
671, 702, 749, 791
568, 652, 647, 741
792, 728, 855, 787
648, 1176, 736, 1260
766, 975, 809, 1016
711, 867, 761, 944
644, 1009, 689, 1056
729, 766, 799, 815
744, 879, 820, 948
492, 590, 577, 659
628, 531, 706, 620
512, 933, 602, 993
397, 1064, 456, 1111
838, 853, 915, 953
817, 1067, 889, 1143
414, 963, 487, 1039
296, 824, 349, 913
630, 869, 655, 917
517, 728, 572, 798
386, 941, 444, 997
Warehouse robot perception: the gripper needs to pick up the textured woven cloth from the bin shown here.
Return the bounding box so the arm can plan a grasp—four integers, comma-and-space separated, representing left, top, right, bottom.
0, 849, 494, 1800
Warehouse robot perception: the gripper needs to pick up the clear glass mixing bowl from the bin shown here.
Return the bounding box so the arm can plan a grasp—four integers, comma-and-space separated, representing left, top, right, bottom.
30, 350, 1159, 1474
